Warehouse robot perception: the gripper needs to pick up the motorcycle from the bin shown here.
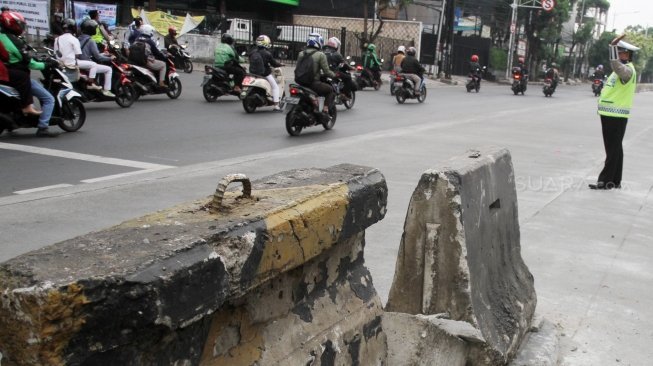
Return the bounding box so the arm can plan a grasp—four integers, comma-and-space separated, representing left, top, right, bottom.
511, 67, 527, 95
0, 54, 86, 135
592, 78, 604, 96
123, 50, 182, 100
241, 67, 286, 113
466, 66, 486, 93
332, 61, 356, 110
389, 69, 398, 95
542, 78, 555, 97
393, 73, 427, 104
201, 64, 244, 102
354, 64, 381, 90
283, 83, 337, 136
169, 44, 193, 73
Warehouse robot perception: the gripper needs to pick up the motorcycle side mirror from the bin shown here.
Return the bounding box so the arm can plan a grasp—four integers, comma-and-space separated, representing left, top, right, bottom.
346, 56, 351, 60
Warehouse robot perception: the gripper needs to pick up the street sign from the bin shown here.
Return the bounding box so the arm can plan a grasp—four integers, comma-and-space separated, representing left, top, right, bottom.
542, 0, 556, 12
510, 22, 516, 34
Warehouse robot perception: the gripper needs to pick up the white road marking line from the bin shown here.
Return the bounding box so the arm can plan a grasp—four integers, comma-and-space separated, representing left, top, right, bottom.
0, 142, 175, 170
14, 184, 74, 195
80, 168, 170, 183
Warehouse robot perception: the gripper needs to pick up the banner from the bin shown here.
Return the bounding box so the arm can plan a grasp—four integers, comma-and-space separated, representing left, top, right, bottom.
131, 9, 204, 37
0, 0, 49, 36
72, 1, 117, 29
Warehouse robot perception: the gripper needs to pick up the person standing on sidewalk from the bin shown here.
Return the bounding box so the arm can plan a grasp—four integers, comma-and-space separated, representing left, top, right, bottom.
590, 34, 640, 190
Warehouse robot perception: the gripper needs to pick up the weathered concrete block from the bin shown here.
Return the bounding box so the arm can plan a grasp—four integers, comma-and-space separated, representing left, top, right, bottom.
0, 164, 387, 366
386, 147, 536, 365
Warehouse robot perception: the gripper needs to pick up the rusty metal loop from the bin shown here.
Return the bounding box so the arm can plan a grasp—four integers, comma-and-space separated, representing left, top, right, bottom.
212, 174, 252, 209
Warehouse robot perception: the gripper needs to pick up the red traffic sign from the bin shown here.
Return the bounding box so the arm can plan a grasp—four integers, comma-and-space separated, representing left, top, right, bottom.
542, 0, 556, 12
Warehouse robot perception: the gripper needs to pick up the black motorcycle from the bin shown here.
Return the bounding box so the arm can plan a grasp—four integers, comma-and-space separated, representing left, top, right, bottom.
542, 78, 555, 97
1, 56, 86, 135
333, 61, 356, 109
394, 74, 427, 104
124, 51, 182, 100
354, 65, 381, 90
201, 65, 243, 102
283, 83, 337, 136
511, 67, 527, 95
466, 66, 486, 93
592, 78, 604, 96
169, 44, 193, 73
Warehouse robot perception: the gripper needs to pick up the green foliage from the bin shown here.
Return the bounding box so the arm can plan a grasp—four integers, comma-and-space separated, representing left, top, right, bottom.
588, 31, 616, 70
489, 47, 507, 71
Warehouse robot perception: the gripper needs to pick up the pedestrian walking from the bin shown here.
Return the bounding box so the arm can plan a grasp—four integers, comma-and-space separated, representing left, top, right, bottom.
590, 34, 640, 190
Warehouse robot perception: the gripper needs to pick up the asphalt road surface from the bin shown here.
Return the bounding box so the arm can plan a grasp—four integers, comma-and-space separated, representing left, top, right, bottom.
2, 70, 653, 365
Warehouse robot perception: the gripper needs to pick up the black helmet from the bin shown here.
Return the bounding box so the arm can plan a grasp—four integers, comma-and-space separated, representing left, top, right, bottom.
407, 46, 417, 56
62, 18, 76, 33
80, 19, 98, 36
221, 33, 234, 45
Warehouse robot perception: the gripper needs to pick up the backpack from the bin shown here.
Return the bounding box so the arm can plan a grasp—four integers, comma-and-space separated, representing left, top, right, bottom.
248, 49, 265, 75
129, 40, 149, 66
294, 50, 316, 86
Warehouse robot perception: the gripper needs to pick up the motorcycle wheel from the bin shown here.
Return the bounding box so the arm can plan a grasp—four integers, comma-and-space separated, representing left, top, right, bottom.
285, 109, 303, 136
167, 78, 182, 99
344, 91, 355, 109
115, 84, 136, 108
418, 86, 427, 103
323, 103, 337, 130
203, 82, 219, 102
390, 83, 396, 96
242, 96, 257, 113
58, 98, 86, 132
373, 81, 381, 91
396, 90, 406, 104
513, 89, 519, 95
183, 60, 193, 73
475, 83, 480, 93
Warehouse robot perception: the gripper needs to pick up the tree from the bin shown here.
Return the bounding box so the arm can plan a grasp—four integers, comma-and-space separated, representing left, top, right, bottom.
360, 0, 413, 48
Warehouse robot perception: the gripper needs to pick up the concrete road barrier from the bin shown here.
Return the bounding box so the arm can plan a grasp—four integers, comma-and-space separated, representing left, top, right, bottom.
0, 164, 388, 366
386, 147, 537, 365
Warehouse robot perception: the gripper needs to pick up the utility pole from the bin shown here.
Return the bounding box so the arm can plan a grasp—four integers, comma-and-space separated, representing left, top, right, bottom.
506, 0, 518, 80
363, 0, 369, 46
435, 0, 446, 76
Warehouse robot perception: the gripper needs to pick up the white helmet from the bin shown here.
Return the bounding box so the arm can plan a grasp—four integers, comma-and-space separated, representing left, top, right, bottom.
616, 40, 640, 52
326, 37, 341, 50
397, 45, 406, 53
140, 24, 155, 37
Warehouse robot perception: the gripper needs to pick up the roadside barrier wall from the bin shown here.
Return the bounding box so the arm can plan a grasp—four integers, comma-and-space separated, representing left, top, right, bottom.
385, 147, 537, 365
0, 165, 388, 365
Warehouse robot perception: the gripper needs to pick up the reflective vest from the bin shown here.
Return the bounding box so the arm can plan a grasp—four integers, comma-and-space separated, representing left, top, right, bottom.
598, 62, 636, 118
91, 27, 104, 44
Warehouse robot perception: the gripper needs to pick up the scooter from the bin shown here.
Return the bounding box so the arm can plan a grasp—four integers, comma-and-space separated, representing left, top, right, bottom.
0, 54, 85, 135
241, 67, 286, 113
283, 83, 337, 136
201, 64, 244, 102
394, 74, 427, 104
389, 69, 398, 95
124, 51, 182, 100
169, 44, 193, 73
542, 78, 555, 97
333, 62, 356, 110
354, 65, 381, 90
75, 59, 136, 108
466, 66, 486, 93
511, 67, 527, 95
592, 78, 604, 96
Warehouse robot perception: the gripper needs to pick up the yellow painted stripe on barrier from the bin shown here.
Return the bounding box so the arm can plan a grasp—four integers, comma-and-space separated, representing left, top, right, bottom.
260, 184, 349, 276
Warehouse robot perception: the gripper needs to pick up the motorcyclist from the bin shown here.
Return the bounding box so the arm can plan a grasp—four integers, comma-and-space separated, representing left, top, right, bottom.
78, 19, 114, 96
0, 19, 38, 117
127, 16, 143, 44
362, 43, 382, 86
322, 36, 355, 100
469, 54, 482, 86
400, 46, 425, 95
214, 32, 245, 93
515, 56, 528, 88
593, 64, 605, 80
392, 45, 405, 72
249, 35, 283, 111
545, 62, 559, 90
55, 18, 108, 93
296, 33, 335, 117
0, 11, 57, 136
88, 10, 112, 50
134, 24, 168, 88
50, 12, 64, 36
164, 26, 179, 50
